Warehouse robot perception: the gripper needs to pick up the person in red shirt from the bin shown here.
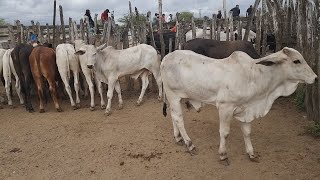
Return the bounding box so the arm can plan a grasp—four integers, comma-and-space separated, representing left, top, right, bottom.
101, 9, 110, 24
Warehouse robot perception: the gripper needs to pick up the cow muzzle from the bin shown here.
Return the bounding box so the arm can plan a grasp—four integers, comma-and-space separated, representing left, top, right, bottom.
87, 65, 93, 69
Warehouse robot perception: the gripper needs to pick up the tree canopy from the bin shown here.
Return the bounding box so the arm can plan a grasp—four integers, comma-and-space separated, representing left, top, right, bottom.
0, 18, 8, 25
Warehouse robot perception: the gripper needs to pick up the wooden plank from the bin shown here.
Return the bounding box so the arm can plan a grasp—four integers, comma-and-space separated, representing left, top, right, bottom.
211, 14, 217, 40
129, 1, 136, 46
147, 11, 156, 48
73, 21, 79, 40
217, 20, 221, 41
36, 22, 43, 43
69, 18, 74, 43
237, 20, 242, 40
7, 24, 15, 45
174, 12, 180, 50
46, 23, 50, 43
94, 14, 98, 35
85, 16, 90, 44
169, 38, 172, 53
261, 0, 267, 55
80, 19, 85, 41
16, 20, 21, 44
203, 19, 207, 39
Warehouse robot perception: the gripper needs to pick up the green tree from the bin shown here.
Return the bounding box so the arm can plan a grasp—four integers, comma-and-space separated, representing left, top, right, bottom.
118, 13, 147, 28
177, 12, 193, 22
0, 18, 8, 25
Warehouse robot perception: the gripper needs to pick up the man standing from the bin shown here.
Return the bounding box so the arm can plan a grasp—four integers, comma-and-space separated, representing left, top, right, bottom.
230, 5, 240, 18
101, 9, 110, 24
217, 10, 222, 19
246, 5, 253, 17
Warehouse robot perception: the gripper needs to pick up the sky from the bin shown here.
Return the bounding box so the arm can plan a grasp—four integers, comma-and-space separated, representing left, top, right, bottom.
0, 0, 253, 25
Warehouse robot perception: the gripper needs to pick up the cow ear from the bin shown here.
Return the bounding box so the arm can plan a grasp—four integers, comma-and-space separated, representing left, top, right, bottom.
74, 50, 85, 55
256, 60, 276, 66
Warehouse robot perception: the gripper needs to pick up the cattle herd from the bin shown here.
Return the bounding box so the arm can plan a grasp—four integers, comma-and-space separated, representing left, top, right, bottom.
0, 37, 317, 165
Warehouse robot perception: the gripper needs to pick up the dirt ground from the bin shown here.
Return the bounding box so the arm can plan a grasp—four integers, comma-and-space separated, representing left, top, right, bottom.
0, 84, 320, 180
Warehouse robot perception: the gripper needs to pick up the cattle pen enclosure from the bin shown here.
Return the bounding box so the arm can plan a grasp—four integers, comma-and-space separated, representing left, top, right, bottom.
1, 0, 320, 179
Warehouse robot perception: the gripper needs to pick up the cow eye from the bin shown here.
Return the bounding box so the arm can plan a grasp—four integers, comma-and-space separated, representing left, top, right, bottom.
293, 60, 301, 64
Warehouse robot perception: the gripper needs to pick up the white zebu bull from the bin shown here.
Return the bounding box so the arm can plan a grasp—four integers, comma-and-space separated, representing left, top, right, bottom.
56, 44, 81, 109
161, 47, 317, 164
1, 48, 24, 106
74, 40, 106, 111
185, 27, 256, 42
75, 43, 163, 115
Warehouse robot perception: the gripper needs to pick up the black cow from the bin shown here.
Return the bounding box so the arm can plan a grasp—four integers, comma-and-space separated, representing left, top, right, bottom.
11, 44, 35, 112
147, 32, 176, 55
183, 38, 261, 59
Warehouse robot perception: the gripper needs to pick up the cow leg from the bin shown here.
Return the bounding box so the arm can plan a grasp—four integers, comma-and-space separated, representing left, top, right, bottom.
169, 98, 195, 153
34, 77, 45, 113
24, 75, 34, 112
151, 68, 163, 101
136, 71, 149, 106
73, 71, 81, 108
48, 80, 62, 112
172, 120, 184, 145
105, 78, 116, 116
95, 79, 106, 110
115, 80, 123, 109
84, 75, 95, 111
61, 75, 76, 109
14, 78, 24, 105
4, 78, 13, 107
218, 105, 233, 164
241, 122, 259, 162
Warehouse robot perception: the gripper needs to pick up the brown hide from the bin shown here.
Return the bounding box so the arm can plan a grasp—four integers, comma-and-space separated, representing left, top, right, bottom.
29, 46, 62, 112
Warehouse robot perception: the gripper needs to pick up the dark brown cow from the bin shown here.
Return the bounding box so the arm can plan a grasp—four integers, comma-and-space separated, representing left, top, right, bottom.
183, 38, 261, 59
29, 46, 62, 113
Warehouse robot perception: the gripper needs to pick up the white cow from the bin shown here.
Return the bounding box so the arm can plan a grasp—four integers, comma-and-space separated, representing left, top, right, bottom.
56, 44, 81, 109
185, 27, 256, 42
160, 47, 317, 163
74, 40, 106, 111
1, 48, 24, 106
75, 43, 163, 115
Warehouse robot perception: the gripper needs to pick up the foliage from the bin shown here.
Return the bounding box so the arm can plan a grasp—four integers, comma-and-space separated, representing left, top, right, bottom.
118, 13, 147, 28
0, 18, 8, 25
177, 12, 193, 22
305, 124, 320, 138
294, 85, 305, 110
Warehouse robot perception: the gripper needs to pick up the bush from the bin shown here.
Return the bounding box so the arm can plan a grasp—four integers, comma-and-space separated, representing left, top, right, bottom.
305, 124, 320, 138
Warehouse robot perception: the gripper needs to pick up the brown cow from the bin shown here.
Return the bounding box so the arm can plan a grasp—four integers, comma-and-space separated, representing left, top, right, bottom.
29, 46, 62, 113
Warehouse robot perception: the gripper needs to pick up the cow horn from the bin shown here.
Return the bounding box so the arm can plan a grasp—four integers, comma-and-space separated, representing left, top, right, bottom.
97, 43, 108, 51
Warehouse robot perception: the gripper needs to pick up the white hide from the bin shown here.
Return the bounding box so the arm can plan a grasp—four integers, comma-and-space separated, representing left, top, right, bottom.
185, 27, 256, 42
2, 48, 24, 106
160, 47, 317, 161
56, 44, 81, 109
76, 43, 163, 115
74, 39, 107, 110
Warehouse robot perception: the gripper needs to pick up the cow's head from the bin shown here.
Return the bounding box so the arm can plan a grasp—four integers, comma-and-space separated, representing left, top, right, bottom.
75, 45, 97, 69
256, 47, 317, 84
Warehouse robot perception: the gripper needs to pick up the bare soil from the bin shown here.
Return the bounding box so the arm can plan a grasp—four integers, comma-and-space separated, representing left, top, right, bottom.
0, 85, 320, 180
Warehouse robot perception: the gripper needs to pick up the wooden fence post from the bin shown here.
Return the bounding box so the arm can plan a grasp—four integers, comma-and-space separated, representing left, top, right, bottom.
80, 19, 85, 41
158, 0, 165, 59
255, 9, 261, 54
175, 12, 180, 50
147, 11, 156, 48
217, 20, 221, 41
169, 38, 172, 53
16, 20, 21, 44
85, 16, 90, 44
237, 20, 242, 40
7, 24, 15, 46
203, 19, 207, 39
261, 0, 267, 55
59, 5, 66, 43
69, 18, 74, 43
211, 14, 217, 40
46, 23, 50, 43
191, 16, 196, 39
229, 11, 234, 41
244, 0, 261, 41
73, 21, 79, 40
53, 0, 56, 48
36, 22, 43, 43
94, 14, 98, 35
129, 1, 136, 46
317, 0, 320, 124
20, 25, 25, 43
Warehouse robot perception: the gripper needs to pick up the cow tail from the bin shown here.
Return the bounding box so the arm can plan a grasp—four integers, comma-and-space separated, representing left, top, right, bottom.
66, 50, 71, 79
162, 84, 167, 117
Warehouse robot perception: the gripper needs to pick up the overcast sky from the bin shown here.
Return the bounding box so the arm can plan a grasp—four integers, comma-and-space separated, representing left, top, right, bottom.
0, 0, 253, 25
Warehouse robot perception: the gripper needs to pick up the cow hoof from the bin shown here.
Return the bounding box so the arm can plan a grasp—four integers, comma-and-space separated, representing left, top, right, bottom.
105, 110, 112, 116
101, 105, 106, 110
136, 101, 142, 106
187, 146, 198, 156
220, 158, 230, 166
56, 108, 63, 112
118, 104, 123, 110
76, 103, 81, 109
72, 105, 78, 110
176, 139, 184, 146
157, 96, 162, 101
90, 106, 95, 111
249, 155, 260, 163
28, 108, 35, 113
39, 109, 45, 113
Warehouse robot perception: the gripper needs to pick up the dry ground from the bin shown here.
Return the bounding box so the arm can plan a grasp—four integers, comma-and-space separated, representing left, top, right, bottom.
0, 85, 320, 180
